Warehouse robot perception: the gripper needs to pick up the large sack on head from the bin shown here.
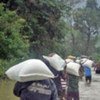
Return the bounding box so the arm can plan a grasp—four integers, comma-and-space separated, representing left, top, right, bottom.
5, 59, 54, 82
66, 62, 81, 76
43, 54, 66, 71
83, 59, 94, 68
80, 58, 88, 64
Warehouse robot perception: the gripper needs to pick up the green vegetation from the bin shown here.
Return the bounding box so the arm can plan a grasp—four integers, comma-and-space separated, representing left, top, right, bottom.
0, 4, 29, 76
0, 0, 100, 76
0, 79, 18, 100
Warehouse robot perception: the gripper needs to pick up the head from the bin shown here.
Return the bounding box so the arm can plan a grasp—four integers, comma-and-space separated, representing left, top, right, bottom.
61, 64, 67, 79
67, 55, 76, 62
79, 64, 84, 78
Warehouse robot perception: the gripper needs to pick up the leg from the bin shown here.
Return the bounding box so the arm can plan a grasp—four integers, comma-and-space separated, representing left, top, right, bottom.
73, 92, 79, 100
66, 92, 73, 100
85, 76, 88, 83
88, 76, 92, 84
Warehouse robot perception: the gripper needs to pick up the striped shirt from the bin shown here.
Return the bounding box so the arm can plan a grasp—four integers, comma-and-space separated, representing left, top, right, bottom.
60, 77, 67, 90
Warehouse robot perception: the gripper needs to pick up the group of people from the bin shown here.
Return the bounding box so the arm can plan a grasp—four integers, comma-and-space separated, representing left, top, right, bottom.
13, 53, 93, 100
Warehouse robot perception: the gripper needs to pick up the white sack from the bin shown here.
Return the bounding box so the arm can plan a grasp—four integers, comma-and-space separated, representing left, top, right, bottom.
65, 59, 73, 63
83, 59, 94, 68
5, 59, 54, 82
66, 62, 81, 76
80, 58, 88, 64
43, 54, 66, 71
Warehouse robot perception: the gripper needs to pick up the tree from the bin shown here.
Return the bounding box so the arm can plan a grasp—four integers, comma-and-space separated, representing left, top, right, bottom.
4, 0, 70, 57
86, 0, 98, 9
0, 4, 29, 59
73, 0, 100, 55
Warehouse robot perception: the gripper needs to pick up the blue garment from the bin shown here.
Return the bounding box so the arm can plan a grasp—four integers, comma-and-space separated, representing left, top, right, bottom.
84, 65, 91, 76
13, 79, 58, 100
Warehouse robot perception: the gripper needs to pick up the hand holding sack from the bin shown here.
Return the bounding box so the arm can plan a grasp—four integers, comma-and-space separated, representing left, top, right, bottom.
5, 59, 54, 82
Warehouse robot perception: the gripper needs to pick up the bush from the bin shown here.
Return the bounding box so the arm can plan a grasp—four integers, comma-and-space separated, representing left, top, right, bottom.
0, 4, 29, 59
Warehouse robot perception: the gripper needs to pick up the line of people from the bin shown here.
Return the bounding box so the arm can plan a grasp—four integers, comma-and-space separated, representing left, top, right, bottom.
13, 53, 94, 100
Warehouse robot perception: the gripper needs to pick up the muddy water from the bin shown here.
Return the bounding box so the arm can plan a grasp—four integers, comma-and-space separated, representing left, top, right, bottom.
0, 79, 18, 100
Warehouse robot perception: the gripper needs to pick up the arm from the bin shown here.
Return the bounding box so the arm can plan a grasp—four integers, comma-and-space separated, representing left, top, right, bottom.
50, 79, 58, 100
13, 82, 23, 97
13, 81, 33, 97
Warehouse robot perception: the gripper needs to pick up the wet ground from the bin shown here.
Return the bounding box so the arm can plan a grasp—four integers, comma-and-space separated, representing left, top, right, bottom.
0, 68, 100, 100
79, 68, 100, 100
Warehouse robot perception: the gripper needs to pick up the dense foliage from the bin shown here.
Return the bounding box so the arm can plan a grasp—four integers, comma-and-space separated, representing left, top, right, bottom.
72, 0, 100, 56
0, 4, 29, 59
13, 0, 70, 57
0, 0, 100, 76
0, 4, 29, 76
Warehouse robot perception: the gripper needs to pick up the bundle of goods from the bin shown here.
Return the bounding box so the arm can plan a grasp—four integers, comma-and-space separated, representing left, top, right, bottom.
43, 54, 66, 71
66, 62, 81, 76
5, 59, 54, 82
81, 58, 94, 68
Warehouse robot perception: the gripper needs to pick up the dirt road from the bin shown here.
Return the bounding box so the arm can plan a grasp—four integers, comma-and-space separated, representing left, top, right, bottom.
79, 68, 100, 100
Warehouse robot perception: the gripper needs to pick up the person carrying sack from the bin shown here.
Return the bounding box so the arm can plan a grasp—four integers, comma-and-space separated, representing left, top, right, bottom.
13, 79, 58, 100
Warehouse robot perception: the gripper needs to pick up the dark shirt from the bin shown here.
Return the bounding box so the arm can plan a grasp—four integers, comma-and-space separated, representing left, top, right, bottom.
67, 74, 79, 92
42, 58, 63, 93
13, 79, 58, 100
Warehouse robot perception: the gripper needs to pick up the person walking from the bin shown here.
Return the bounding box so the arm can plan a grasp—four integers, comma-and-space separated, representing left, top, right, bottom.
84, 65, 92, 84
66, 73, 80, 100
65, 59, 83, 100
42, 53, 66, 100
13, 79, 58, 100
